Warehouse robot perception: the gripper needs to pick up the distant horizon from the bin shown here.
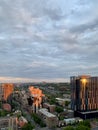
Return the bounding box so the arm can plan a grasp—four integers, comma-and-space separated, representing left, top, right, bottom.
0, 76, 69, 83
0, 74, 98, 83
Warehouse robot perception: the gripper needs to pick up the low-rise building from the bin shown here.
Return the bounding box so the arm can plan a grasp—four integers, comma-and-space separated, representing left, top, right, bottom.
63, 94, 71, 99
2, 103, 11, 112
64, 117, 83, 125
67, 110, 74, 118
18, 116, 28, 128
43, 103, 55, 113
38, 108, 58, 128
56, 98, 71, 107
0, 116, 18, 130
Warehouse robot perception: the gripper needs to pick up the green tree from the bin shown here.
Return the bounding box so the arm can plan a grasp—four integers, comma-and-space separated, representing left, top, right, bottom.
0, 101, 2, 108
0, 110, 9, 117
8, 128, 13, 130
59, 115, 64, 120
65, 101, 70, 108
40, 121, 46, 127
49, 98, 56, 105
32, 113, 46, 127
78, 120, 91, 128
55, 106, 64, 113
11, 101, 18, 109
17, 114, 21, 119
32, 113, 41, 124
76, 125, 90, 130
22, 123, 35, 130
63, 126, 74, 130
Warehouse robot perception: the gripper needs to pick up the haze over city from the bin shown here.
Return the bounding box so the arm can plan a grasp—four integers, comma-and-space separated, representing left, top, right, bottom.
0, 0, 98, 82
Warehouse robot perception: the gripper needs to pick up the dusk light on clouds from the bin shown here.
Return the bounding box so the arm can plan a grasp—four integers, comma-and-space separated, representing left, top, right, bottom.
0, 0, 98, 82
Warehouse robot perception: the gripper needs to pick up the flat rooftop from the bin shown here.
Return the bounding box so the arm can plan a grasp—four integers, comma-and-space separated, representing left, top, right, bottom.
39, 108, 56, 118
78, 110, 98, 114
56, 98, 71, 101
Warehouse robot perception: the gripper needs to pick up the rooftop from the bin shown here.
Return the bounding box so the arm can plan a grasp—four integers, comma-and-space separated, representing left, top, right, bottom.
56, 98, 71, 101
80, 110, 98, 114
39, 108, 56, 118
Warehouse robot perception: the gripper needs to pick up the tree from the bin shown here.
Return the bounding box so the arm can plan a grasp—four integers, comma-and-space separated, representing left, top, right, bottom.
32, 113, 41, 124
63, 126, 74, 130
49, 98, 56, 105
65, 101, 70, 108
11, 101, 18, 109
40, 121, 46, 127
76, 125, 90, 130
32, 113, 46, 127
22, 123, 35, 130
55, 106, 64, 113
78, 120, 91, 128
59, 115, 64, 120
0, 110, 9, 117
0, 101, 2, 108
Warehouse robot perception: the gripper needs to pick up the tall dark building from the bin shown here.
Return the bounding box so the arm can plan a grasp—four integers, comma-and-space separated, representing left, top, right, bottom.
71, 75, 98, 119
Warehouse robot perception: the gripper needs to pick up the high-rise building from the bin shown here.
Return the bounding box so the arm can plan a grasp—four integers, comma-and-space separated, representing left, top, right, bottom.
0, 84, 4, 100
28, 86, 44, 113
71, 75, 98, 119
0, 83, 14, 101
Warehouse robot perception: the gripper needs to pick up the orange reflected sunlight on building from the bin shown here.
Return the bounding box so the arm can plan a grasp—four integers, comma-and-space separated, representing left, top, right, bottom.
2, 83, 14, 101
28, 86, 44, 112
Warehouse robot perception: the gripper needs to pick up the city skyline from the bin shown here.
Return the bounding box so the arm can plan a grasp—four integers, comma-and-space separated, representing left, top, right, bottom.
0, 0, 98, 82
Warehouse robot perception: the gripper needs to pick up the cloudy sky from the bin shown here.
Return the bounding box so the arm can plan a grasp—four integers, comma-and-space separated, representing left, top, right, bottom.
0, 0, 98, 82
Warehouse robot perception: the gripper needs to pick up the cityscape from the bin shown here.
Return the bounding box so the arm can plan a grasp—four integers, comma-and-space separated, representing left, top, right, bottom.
0, 0, 98, 130
0, 76, 98, 130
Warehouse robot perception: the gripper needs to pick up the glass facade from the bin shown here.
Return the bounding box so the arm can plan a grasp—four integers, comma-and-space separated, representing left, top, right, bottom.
71, 75, 98, 112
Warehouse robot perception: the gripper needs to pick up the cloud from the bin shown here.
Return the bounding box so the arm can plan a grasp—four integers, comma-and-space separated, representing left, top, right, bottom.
70, 18, 98, 34
0, 0, 98, 82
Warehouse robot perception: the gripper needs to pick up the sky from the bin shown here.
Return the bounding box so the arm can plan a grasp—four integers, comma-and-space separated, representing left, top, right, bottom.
0, 0, 98, 82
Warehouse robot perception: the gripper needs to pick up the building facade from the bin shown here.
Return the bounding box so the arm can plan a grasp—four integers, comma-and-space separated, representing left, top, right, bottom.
0, 117, 18, 130
38, 108, 58, 128
1, 83, 14, 101
0, 84, 4, 100
28, 86, 44, 113
43, 103, 56, 113
71, 75, 98, 119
